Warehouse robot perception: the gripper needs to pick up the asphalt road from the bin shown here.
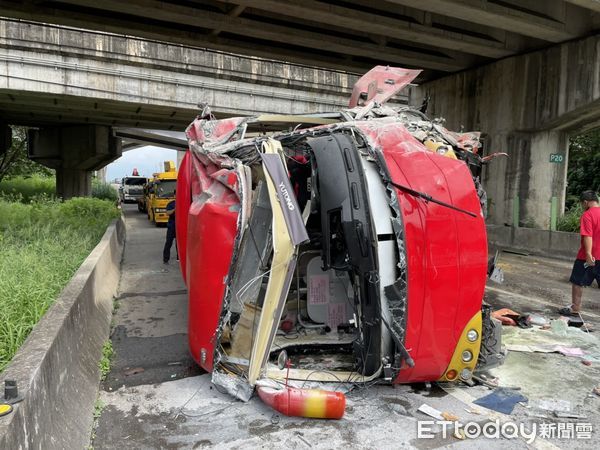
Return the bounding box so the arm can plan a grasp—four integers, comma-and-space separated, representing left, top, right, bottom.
91, 206, 600, 449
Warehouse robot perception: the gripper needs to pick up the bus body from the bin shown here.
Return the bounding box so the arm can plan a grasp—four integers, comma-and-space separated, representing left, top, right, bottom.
176, 66, 504, 405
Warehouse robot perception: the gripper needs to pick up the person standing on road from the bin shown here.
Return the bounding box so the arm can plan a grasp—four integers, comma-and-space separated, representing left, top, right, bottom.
560, 190, 600, 316
163, 193, 178, 264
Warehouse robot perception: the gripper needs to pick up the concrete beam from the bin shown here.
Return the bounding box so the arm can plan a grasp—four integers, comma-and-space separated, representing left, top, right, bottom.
0, 5, 371, 73
28, 125, 121, 198
564, 0, 600, 13
384, 0, 577, 42
0, 50, 348, 114
55, 0, 464, 71
28, 125, 121, 169
2, 0, 462, 72
0, 19, 359, 95
56, 168, 92, 199
210, 4, 246, 37
220, 0, 515, 58
0, 18, 360, 128
411, 34, 600, 134
0, 95, 195, 129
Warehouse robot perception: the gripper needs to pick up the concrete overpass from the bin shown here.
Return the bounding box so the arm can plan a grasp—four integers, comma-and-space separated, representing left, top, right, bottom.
0, 19, 357, 128
0, 19, 360, 197
1, 0, 599, 79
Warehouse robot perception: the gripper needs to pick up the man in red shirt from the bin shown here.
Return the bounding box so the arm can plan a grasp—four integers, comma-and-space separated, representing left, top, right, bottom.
560, 190, 600, 315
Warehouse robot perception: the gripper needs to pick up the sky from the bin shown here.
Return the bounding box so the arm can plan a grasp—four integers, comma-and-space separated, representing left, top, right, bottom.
106, 146, 179, 182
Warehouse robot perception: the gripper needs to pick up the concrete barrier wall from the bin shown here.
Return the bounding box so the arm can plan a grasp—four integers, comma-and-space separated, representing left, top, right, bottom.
0, 217, 125, 450
487, 224, 579, 260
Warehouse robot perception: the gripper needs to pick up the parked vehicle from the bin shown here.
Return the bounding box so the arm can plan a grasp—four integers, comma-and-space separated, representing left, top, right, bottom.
144, 161, 177, 225
137, 177, 152, 213
175, 66, 504, 417
119, 175, 147, 203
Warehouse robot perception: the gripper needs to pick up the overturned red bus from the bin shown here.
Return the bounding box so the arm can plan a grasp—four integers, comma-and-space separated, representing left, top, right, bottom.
175, 66, 504, 416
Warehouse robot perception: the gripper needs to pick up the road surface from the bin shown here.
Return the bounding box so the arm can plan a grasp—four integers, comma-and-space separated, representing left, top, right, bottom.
91, 206, 600, 449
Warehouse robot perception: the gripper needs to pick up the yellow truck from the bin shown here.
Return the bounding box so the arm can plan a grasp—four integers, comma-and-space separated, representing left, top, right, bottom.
144, 161, 177, 226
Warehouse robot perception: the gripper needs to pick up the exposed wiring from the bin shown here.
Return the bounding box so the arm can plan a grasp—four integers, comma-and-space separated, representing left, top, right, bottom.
173, 383, 235, 420
300, 369, 345, 388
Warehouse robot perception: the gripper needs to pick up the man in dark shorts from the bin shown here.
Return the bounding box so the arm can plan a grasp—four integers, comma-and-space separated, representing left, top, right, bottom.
163, 194, 178, 264
560, 190, 600, 315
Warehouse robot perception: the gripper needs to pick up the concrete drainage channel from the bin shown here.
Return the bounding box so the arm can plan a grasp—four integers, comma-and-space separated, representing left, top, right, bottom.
0, 217, 126, 449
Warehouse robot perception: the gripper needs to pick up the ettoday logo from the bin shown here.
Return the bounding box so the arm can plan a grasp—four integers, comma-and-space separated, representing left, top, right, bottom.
417, 419, 593, 443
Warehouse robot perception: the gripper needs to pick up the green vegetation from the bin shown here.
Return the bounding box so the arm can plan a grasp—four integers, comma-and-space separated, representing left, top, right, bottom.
0, 197, 120, 372
88, 396, 106, 449
0, 174, 55, 202
0, 126, 53, 183
565, 130, 600, 209
556, 130, 600, 232
93, 397, 105, 420
99, 340, 114, 381
0, 128, 121, 372
0, 175, 118, 202
557, 202, 584, 233
92, 179, 118, 201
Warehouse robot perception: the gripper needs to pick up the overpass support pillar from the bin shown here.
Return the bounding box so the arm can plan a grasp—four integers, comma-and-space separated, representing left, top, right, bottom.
56, 168, 92, 199
481, 130, 568, 229
28, 125, 121, 199
409, 33, 600, 229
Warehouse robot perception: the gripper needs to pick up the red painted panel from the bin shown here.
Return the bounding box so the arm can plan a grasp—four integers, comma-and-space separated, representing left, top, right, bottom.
176, 150, 191, 284
356, 122, 487, 382
348, 66, 421, 108
186, 152, 240, 371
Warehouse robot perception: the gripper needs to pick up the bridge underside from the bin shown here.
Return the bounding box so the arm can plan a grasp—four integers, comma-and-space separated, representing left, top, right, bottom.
1, 0, 599, 80
0, 18, 359, 131
0, 18, 362, 199
0, 91, 196, 130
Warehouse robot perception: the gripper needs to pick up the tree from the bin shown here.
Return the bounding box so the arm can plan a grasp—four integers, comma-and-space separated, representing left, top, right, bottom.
0, 126, 53, 183
566, 129, 600, 209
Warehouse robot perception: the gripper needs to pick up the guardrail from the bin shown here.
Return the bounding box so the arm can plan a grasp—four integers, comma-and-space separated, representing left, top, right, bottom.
487, 224, 579, 260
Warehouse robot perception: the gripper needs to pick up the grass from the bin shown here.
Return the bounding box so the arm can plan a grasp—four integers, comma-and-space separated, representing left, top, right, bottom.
557, 203, 583, 233
93, 397, 105, 420
99, 340, 114, 381
0, 174, 55, 202
92, 179, 118, 201
0, 197, 120, 372
88, 396, 106, 449
0, 175, 118, 202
